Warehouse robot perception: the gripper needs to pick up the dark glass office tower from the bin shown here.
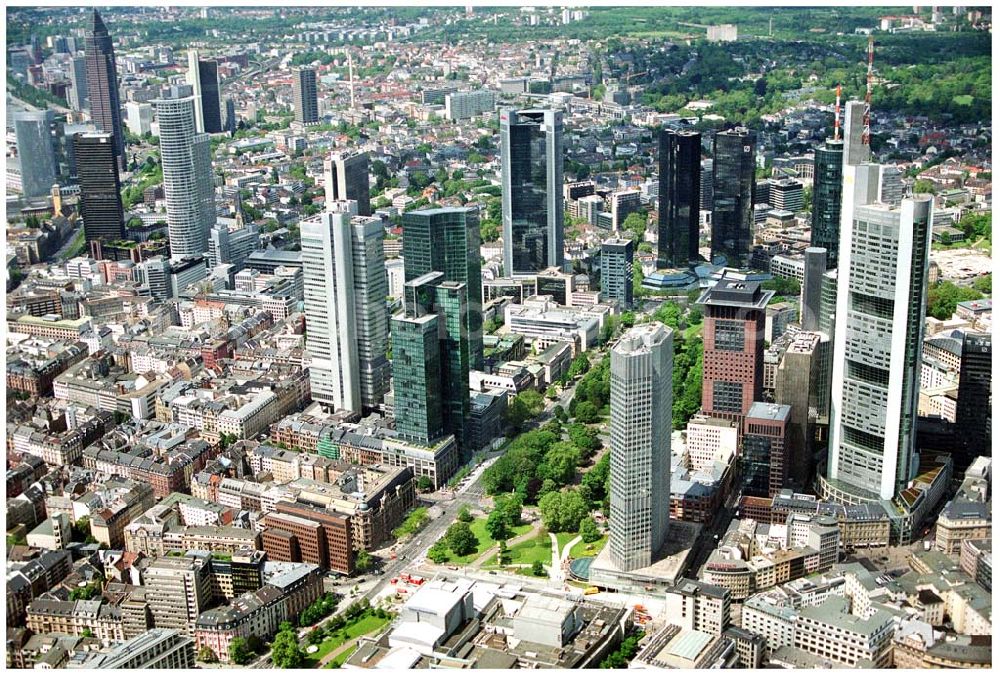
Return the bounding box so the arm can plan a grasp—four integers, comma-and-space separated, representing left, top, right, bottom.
324, 151, 371, 217
711, 128, 756, 268
84, 9, 125, 171
500, 108, 564, 276
402, 207, 484, 371
657, 128, 701, 269
811, 138, 844, 269
197, 58, 223, 133
392, 272, 469, 450
74, 132, 125, 243
293, 67, 318, 124
955, 332, 992, 470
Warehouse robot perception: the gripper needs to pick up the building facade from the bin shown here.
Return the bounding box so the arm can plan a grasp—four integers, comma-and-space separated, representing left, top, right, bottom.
154, 96, 215, 261
711, 127, 756, 267
402, 207, 484, 370
657, 129, 701, 269
609, 323, 673, 572
84, 9, 125, 170
74, 132, 125, 243
501, 108, 564, 275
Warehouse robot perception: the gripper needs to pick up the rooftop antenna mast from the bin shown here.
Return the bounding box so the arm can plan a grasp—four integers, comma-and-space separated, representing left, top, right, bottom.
348, 50, 356, 110
863, 35, 874, 147
833, 84, 842, 141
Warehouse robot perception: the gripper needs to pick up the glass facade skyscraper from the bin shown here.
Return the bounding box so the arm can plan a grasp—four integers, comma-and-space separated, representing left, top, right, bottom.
402, 207, 484, 370
84, 9, 125, 171
324, 151, 371, 216
811, 138, 844, 269
392, 272, 469, 448
74, 132, 125, 243
657, 128, 701, 269
187, 50, 222, 134
711, 127, 756, 268
12, 110, 57, 198
154, 96, 215, 260
500, 108, 564, 275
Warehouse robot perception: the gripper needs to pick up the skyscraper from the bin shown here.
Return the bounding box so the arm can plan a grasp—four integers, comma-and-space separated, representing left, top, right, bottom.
711, 127, 756, 268
13, 110, 57, 198
154, 96, 215, 260
68, 55, 88, 111
187, 50, 223, 134
954, 332, 991, 471
84, 9, 125, 171
293, 67, 319, 124
600, 237, 634, 309
609, 323, 673, 572
324, 151, 371, 216
392, 272, 469, 448
301, 203, 389, 415
500, 108, 564, 275
742, 402, 791, 498
402, 207, 484, 371
810, 138, 844, 269
657, 128, 701, 269
800, 246, 827, 331
824, 163, 932, 503
74, 132, 125, 243
698, 274, 773, 420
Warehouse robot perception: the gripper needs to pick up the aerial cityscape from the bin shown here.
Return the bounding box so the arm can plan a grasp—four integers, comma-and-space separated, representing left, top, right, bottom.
4, 3, 994, 671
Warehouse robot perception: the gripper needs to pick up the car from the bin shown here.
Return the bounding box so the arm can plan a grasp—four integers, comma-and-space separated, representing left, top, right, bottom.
488, 570, 497, 575
448, 566, 459, 571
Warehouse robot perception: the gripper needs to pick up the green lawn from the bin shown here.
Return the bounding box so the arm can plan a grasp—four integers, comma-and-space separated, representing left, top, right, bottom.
555, 532, 577, 553
486, 534, 553, 567
570, 534, 608, 560
324, 643, 361, 669
304, 611, 393, 666
438, 519, 534, 565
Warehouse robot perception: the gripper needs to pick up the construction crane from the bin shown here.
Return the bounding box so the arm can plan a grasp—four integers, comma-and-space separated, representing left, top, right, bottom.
862, 35, 874, 147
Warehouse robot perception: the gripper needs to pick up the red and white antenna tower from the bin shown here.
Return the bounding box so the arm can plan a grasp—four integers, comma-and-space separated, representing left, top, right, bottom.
863, 36, 874, 146
834, 84, 842, 141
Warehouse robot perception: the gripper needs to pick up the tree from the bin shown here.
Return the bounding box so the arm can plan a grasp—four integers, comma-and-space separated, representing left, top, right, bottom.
355, 550, 374, 573
417, 475, 434, 492
581, 454, 611, 508
574, 401, 600, 424
445, 521, 478, 556
503, 389, 545, 432
271, 623, 304, 668
531, 560, 546, 577
580, 516, 601, 543
427, 542, 449, 563
197, 646, 218, 663
913, 178, 937, 195
621, 211, 647, 244
493, 493, 523, 527
927, 280, 982, 320
567, 424, 601, 458
541, 441, 582, 486
228, 636, 254, 665
485, 509, 509, 542
539, 489, 589, 533
457, 505, 474, 523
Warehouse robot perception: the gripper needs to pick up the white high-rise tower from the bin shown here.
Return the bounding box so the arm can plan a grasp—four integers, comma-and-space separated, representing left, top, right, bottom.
154, 96, 215, 261
608, 323, 673, 572
823, 146, 933, 503
301, 201, 389, 415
